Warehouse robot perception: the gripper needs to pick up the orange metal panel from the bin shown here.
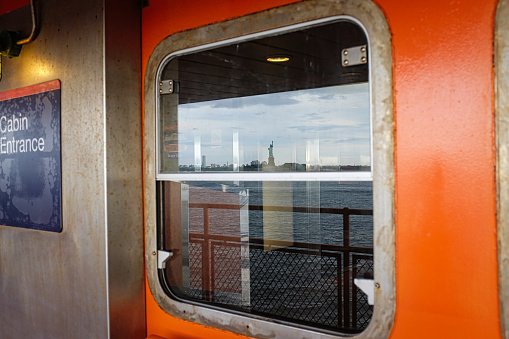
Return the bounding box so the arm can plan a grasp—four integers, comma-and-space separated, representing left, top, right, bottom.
376, 0, 501, 338
0, 0, 28, 16
142, 0, 301, 83
145, 279, 254, 339
142, 0, 502, 338
142, 3, 301, 338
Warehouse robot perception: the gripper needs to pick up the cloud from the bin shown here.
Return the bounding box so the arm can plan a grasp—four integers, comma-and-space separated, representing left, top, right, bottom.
170, 83, 371, 167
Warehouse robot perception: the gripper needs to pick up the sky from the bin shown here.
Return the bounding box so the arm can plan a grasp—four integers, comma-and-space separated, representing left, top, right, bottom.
165, 82, 370, 170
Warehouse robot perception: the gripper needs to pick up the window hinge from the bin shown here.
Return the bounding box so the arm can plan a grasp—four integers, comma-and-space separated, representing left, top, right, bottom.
342, 45, 367, 67
157, 250, 173, 269
159, 79, 179, 95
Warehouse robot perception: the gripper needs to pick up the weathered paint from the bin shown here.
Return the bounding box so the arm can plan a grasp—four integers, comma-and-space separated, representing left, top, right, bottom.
380, 0, 500, 338
142, 0, 502, 338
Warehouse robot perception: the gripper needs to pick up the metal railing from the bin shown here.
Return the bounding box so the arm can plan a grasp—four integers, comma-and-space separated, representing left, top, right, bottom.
187, 202, 373, 332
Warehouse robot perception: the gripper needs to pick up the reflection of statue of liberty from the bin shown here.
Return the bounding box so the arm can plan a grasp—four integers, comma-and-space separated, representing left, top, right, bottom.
267, 141, 275, 167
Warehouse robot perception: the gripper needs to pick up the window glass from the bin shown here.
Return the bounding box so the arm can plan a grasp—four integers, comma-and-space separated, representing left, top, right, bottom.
161, 84, 370, 174
157, 20, 375, 334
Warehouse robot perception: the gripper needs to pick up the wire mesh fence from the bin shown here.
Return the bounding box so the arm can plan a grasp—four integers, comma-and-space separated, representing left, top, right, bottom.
182, 203, 374, 333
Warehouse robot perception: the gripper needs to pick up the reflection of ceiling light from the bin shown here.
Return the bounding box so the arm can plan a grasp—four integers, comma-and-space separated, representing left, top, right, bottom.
266, 55, 290, 62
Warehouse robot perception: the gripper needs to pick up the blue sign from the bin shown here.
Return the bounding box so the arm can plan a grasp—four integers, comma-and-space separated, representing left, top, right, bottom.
0, 80, 62, 232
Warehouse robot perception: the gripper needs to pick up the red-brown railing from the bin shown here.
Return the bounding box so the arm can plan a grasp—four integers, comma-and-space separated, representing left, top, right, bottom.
188, 202, 373, 330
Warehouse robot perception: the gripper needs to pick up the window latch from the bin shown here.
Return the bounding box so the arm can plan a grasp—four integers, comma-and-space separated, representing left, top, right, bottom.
354, 278, 375, 305
157, 250, 173, 269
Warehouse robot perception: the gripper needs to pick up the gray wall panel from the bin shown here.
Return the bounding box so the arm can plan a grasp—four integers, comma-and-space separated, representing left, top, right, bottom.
105, 0, 145, 337
0, 0, 144, 338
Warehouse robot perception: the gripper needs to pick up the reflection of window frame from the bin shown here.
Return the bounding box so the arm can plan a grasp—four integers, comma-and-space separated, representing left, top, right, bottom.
496, 1, 509, 338
144, 1, 395, 338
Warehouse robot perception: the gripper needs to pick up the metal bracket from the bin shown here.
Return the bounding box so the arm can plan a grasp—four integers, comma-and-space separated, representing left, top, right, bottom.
157, 250, 173, 269
354, 278, 374, 305
159, 80, 179, 95
341, 45, 367, 67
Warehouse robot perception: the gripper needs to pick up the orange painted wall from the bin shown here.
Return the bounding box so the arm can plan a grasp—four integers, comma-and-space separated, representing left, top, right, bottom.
380, 0, 500, 338
0, 0, 28, 16
142, 0, 502, 338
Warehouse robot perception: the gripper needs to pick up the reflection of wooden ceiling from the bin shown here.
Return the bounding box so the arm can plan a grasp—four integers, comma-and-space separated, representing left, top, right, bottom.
162, 21, 369, 104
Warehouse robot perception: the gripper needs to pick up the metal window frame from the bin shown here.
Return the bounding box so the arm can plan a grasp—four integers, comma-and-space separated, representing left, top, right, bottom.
144, 1, 395, 338
496, 1, 509, 338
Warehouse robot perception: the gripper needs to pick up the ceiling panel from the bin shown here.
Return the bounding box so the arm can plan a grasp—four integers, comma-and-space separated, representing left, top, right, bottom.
162, 20, 368, 104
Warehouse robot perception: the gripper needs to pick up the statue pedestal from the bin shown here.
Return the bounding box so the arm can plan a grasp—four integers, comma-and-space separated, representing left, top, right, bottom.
267, 156, 275, 167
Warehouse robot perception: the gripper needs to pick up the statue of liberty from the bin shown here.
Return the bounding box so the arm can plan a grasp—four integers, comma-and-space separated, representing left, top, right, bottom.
267, 141, 275, 167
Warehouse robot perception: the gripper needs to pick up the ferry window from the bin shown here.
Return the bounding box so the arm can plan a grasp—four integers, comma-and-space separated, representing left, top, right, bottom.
145, 3, 394, 338
158, 20, 374, 333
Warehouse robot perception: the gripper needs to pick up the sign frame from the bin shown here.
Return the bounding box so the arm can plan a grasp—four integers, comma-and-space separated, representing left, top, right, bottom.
0, 80, 62, 232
